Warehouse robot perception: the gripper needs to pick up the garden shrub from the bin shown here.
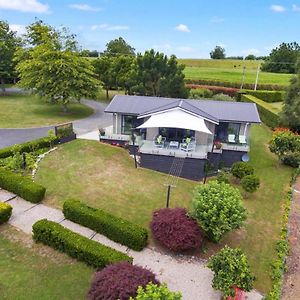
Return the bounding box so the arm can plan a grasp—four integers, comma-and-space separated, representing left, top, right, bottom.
0, 168, 46, 203
208, 246, 255, 297
237, 90, 285, 103
150, 208, 203, 252
63, 199, 148, 251
32, 219, 132, 268
132, 283, 182, 300
0, 202, 12, 224
241, 174, 260, 193
186, 84, 238, 97
231, 162, 254, 179
88, 262, 159, 300
189, 88, 213, 99
0, 136, 59, 159
217, 171, 230, 184
281, 152, 300, 168
192, 181, 246, 242
212, 93, 235, 102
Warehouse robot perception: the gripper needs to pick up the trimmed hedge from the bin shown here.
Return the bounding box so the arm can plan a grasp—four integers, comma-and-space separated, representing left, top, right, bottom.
0, 168, 46, 203
187, 84, 238, 97
237, 90, 285, 103
63, 199, 148, 251
0, 136, 59, 159
32, 219, 133, 268
0, 202, 12, 224
241, 94, 279, 128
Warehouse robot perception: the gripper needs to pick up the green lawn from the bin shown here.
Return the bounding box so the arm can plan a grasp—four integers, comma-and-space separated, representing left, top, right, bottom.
0, 94, 94, 128
268, 102, 283, 115
35, 124, 293, 293
0, 224, 93, 300
183, 66, 292, 86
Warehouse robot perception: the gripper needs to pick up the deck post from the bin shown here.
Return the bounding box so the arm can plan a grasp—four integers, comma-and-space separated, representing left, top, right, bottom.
131, 128, 138, 168
166, 185, 171, 208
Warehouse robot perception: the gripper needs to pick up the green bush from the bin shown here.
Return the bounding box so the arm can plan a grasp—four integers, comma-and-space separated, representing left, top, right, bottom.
63, 199, 148, 251
241, 94, 279, 128
237, 90, 285, 103
32, 219, 132, 268
0, 168, 46, 203
212, 93, 235, 102
0, 202, 12, 224
231, 162, 254, 179
241, 174, 260, 193
281, 152, 300, 168
189, 88, 213, 99
207, 246, 255, 297
0, 136, 59, 159
217, 171, 230, 184
132, 283, 182, 300
192, 181, 246, 242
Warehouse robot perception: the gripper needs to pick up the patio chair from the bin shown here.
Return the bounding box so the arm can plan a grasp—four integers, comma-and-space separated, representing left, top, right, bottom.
228, 134, 236, 143
180, 140, 196, 152
239, 135, 247, 144
153, 135, 166, 148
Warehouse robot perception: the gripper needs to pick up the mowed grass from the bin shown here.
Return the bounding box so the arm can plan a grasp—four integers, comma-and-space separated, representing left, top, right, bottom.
35, 124, 292, 293
0, 224, 93, 300
183, 66, 292, 86
0, 94, 94, 128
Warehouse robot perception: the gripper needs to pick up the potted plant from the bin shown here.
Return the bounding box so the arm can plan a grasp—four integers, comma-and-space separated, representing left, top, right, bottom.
99, 128, 106, 136
214, 140, 222, 150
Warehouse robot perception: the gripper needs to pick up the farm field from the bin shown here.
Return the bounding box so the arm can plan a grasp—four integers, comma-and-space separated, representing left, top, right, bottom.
36, 124, 293, 293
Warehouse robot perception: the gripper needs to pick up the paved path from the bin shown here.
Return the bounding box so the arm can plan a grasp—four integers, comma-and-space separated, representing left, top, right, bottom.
282, 176, 300, 300
0, 188, 262, 300
0, 99, 112, 149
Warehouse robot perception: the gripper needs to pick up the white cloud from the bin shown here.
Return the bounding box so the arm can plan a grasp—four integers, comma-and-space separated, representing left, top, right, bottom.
0, 0, 49, 13
9, 24, 26, 35
176, 46, 194, 52
242, 48, 260, 55
91, 24, 129, 31
292, 4, 300, 11
69, 3, 102, 12
270, 4, 286, 12
211, 16, 224, 23
152, 43, 172, 52
175, 24, 190, 33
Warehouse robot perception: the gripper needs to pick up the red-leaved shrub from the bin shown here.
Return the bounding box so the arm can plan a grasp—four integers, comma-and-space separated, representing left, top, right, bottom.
186, 84, 239, 97
88, 262, 159, 300
150, 208, 203, 252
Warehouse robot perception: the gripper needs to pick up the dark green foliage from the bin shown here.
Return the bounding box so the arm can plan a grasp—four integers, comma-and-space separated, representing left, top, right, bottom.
55, 123, 74, 138
281, 152, 300, 168
0, 202, 12, 224
237, 90, 286, 103
88, 262, 159, 300
217, 171, 230, 184
192, 181, 246, 242
133, 283, 182, 300
32, 219, 132, 268
241, 174, 260, 193
245, 54, 256, 60
231, 162, 254, 179
63, 199, 148, 251
208, 246, 255, 297
241, 94, 279, 128
102, 37, 135, 57
0, 136, 59, 159
189, 88, 213, 99
0, 168, 45, 203
210, 46, 226, 59
261, 42, 300, 74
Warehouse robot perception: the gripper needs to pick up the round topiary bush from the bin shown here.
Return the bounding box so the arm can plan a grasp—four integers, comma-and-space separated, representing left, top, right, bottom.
0, 202, 12, 224
231, 162, 254, 179
88, 262, 159, 300
241, 174, 260, 193
150, 208, 203, 252
217, 171, 230, 184
192, 181, 246, 242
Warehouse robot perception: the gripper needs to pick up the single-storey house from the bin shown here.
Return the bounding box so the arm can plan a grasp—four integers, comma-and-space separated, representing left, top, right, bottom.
103, 95, 261, 180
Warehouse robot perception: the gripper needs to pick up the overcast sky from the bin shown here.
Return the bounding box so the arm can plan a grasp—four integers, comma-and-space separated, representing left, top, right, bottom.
1, 0, 300, 58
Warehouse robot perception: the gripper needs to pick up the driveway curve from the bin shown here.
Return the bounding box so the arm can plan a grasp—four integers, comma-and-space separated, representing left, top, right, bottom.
0, 98, 112, 149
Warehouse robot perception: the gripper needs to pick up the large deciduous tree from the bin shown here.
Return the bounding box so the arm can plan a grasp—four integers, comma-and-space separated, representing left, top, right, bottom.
210, 45, 226, 59
261, 42, 300, 74
0, 21, 21, 93
103, 37, 135, 57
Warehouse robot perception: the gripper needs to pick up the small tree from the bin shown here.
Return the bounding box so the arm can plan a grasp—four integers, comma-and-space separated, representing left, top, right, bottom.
210, 46, 226, 59
103, 37, 135, 57
231, 162, 254, 179
192, 181, 246, 242
208, 246, 255, 297
132, 283, 182, 300
241, 174, 260, 193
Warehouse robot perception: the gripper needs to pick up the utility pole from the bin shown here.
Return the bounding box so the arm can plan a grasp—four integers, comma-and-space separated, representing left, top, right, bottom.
254, 64, 260, 90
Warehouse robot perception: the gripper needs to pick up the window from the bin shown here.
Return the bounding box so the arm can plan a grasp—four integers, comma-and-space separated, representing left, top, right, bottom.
215, 122, 241, 143
121, 115, 144, 134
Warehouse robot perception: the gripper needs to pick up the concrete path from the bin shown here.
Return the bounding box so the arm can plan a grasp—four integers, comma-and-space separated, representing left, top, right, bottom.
0, 188, 262, 300
0, 99, 112, 149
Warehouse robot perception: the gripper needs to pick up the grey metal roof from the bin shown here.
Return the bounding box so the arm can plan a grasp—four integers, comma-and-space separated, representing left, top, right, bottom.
105, 95, 261, 124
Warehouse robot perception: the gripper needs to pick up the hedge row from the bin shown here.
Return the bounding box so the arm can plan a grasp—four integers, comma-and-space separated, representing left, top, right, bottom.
241, 94, 279, 128
237, 90, 286, 103
186, 84, 239, 97
0, 168, 46, 203
63, 199, 148, 251
0, 136, 59, 159
0, 202, 12, 224
185, 78, 287, 91
32, 219, 133, 268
